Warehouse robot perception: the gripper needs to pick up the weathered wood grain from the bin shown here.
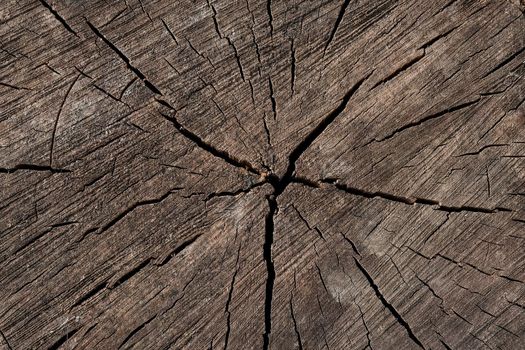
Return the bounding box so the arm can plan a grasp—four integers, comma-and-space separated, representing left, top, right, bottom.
1, 0, 524, 349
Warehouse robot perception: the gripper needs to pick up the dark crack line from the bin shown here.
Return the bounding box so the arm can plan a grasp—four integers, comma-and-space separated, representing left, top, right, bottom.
324, 0, 352, 54
0, 164, 70, 174
268, 77, 277, 120
315, 263, 330, 294
374, 98, 481, 142
70, 281, 108, 309
101, 7, 127, 28
259, 75, 369, 347
224, 243, 241, 350
262, 113, 273, 150
50, 73, 81, 167
291, 204, 325, 240
14, 221, 79, 255
0, 330, 12, 350
110, 258, 152, 289
205, 181, 266, 203
156, 234, 202, 266
290, 39, 296, 95
271, 74, 370, 195
289, 294, 304, 350
356, 303, 371, 350
322, 178, 512, 214
415, 275, 444, 305
419, 25, 459, 50
369, 50, 425, 90
93, 187, 183, 236
0, 81, 31, 91
92, 83, 131, 108
157, 100, 260, 175
118, 314, 157, 349
39, 0, 78, 36
439, 339, 453, 350
341, 232, 361, 256
421, 213, 450, 245
208, 0, 245, 81
266, 0, 274, 36
72, 235, 199, 310
161, 18, 178, 45
226, 37, 246, 81
48, 328, 80, 350
86, 20, 163, 95
455, 143, 508, 157
353, 257, 425, 349
262, 196, 277, 350
482, 46, 525, 78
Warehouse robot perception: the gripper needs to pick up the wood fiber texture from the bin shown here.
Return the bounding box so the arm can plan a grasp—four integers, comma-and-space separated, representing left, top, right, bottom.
1, 0, 525, 349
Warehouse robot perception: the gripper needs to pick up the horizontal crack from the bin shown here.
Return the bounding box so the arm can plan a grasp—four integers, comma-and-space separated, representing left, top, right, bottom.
321, 178, 512, 214
83, 187, 183, 239
0, 164, 70, 174
204, 181, 266, 203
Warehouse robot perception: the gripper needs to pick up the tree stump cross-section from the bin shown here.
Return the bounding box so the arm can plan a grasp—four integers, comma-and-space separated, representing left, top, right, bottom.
1, 0, 524, 349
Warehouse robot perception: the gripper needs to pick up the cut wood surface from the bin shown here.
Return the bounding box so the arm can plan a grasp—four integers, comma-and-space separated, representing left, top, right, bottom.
1, 0, 524, 349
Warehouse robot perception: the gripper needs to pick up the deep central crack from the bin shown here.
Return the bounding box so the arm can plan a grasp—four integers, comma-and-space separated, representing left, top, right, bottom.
154, 67, 506, 348
261, 75, 370, 349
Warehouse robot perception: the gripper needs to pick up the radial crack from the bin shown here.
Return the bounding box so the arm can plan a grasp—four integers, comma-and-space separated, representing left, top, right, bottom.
205, 181, 266, 203
323, 178, 512, 214
70, 281, 108, 309
419, 25, 459, 50
109, 258, 152, 289
157, 100, 260, 175
268, 77, 277, 120
0, 81, 31, 91
207, 0, 245, 81
48, 328, 80, 350
50, 74, 81, 167
156, 234, 202, 266
118, 314, 157, 349
482, 46, 525, 78
224, 243, 241, 350
290, 40, 296, 95
39, 0, 78, 36
86, 20, 163, 95
375, 98, 481, 142
370, 50, 425, 90
354, 258, 425, 349
291, 204, 325, 240
262, 196, 277, 350
266, 0, 274, 36
0, 330, 12, 350
324, 0, 352, 54
273, 74, 370, 194
94, 187, 182, 236
455, 144, 508, 157
289, 294, 304, 350
0, 164, 70, 174
161, 18, 179, 45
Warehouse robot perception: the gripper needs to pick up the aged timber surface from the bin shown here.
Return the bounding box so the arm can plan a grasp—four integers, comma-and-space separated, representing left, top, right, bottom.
1, 0, 524, 349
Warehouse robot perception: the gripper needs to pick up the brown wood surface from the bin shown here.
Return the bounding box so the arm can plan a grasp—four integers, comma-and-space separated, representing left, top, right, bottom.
1, 0, 525, 349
